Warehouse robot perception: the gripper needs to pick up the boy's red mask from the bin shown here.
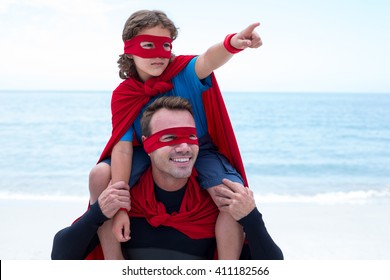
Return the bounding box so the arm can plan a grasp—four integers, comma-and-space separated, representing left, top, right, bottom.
143, 127, 198, 154
124, 35, 172, 58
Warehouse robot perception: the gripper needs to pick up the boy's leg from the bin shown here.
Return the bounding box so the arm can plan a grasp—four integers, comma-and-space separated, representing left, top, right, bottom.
216, 212, 244, 259
208, 186, 244, 260
88, 148, 149, 259
89, 162, 124, 259
89, 162, 111, 204
196, 135, 245, 259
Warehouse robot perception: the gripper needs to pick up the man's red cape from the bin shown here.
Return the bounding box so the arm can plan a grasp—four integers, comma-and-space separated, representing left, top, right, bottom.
85, 169, 218, 260
84, 55, 248, 259
129, 168, 219, 239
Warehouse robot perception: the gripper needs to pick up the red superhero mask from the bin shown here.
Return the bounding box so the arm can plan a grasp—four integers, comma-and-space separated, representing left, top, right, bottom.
143, 127, 198, 154
124, 35, 173, 58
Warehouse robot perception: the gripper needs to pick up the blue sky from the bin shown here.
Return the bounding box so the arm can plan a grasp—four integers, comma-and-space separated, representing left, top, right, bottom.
0, 0, 389, 93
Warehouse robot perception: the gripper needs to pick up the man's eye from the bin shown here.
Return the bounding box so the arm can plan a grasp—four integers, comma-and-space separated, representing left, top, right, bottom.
140, 42, 155, 49
189, 135, 198, 140
160, 135, 176, 142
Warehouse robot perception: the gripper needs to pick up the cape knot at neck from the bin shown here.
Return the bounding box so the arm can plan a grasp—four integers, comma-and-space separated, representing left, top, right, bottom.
150, 212, 172, 226
144, 80, 173, 97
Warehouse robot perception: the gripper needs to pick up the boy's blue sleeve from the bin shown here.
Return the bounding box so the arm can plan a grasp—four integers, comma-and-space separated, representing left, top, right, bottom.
120, 126, 134, 141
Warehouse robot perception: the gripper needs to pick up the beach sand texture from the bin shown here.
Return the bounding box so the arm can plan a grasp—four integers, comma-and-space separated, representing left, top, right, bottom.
1, 198, 389, 260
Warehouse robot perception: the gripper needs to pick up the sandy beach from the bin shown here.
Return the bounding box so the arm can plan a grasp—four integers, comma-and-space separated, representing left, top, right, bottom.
1, 197, 389, 260
0, 198, 88, 260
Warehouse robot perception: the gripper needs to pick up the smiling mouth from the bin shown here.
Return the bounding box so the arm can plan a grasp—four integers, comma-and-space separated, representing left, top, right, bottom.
171, 157, 190, 163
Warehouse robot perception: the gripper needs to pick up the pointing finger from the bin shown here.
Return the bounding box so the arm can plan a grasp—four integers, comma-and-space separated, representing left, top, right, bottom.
243, 22, 260, 35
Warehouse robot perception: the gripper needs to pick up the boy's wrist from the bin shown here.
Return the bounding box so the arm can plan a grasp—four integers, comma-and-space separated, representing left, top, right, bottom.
119, 208, 129, 213
223, 33, 243, 54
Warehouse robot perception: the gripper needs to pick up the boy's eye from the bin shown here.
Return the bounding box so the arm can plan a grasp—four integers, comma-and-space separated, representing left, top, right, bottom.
189, 135, 198, 140
140, 42, 155, 49
163, 42, 172, 51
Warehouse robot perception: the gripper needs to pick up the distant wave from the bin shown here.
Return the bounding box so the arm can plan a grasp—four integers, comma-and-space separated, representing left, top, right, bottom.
255, 188, 390, 204
0, 191, 88, 202
1, 189, 390, 205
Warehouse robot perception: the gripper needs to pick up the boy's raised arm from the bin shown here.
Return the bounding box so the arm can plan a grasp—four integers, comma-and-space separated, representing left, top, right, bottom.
195, 22, 262, 80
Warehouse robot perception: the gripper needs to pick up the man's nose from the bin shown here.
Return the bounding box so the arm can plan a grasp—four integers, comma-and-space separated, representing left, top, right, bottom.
174, 142, 190, 152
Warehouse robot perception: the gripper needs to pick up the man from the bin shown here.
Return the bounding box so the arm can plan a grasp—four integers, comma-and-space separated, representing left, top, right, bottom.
51, 96, 283, 260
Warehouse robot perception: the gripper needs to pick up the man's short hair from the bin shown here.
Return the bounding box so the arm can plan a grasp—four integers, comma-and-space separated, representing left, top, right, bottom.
140, 96, 194, 137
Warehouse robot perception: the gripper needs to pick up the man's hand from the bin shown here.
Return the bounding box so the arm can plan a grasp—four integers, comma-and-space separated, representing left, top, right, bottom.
215, 179, 256, 221
98, 181, 130, 219
231, 22, 262, 50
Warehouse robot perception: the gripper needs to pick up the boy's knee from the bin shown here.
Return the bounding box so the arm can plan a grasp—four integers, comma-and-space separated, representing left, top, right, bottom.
89, 163, 111, 199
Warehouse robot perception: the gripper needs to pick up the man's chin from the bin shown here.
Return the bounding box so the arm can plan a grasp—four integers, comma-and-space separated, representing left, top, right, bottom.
171, 169, 193, 179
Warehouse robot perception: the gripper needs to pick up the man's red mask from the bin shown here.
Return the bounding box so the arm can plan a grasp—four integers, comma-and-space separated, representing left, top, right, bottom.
143, 127, 198, 154
124, 35, 172, 58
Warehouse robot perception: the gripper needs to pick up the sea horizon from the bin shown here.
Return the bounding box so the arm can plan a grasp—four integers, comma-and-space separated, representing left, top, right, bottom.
1, 90, 390, 204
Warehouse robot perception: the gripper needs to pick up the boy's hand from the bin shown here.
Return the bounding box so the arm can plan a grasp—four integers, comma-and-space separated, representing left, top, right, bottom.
231, 22, 262, 50
112, 210, 131, 242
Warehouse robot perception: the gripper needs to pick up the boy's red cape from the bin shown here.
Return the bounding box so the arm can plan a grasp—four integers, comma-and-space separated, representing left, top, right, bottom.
84, 55, 248, 259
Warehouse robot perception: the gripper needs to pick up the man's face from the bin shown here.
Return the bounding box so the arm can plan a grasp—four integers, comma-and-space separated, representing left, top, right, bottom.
145, 108, 199, 188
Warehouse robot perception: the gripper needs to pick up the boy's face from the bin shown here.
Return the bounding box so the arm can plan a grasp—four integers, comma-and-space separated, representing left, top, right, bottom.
128, 26, 172, 81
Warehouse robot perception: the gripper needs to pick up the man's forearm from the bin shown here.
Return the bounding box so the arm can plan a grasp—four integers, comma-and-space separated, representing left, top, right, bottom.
51, 202, 108, 259
239, 208, 284, 260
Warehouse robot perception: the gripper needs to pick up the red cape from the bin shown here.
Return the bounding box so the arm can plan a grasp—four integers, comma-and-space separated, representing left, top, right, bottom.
98, 55, 247, 185
84, 55, 248, 259
129, 168, 219, 239
99, 55, 194, 162
85, 169, 219, 260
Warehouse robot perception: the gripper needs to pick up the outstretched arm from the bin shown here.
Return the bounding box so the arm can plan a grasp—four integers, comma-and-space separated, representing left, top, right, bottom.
195, 22, 262, 79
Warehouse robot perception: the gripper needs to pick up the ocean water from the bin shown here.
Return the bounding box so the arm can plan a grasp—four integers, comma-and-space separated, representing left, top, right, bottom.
1, 91, 390, 204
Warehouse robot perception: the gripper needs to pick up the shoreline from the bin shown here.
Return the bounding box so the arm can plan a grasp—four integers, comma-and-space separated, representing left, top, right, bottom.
1, 198, 389, 260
